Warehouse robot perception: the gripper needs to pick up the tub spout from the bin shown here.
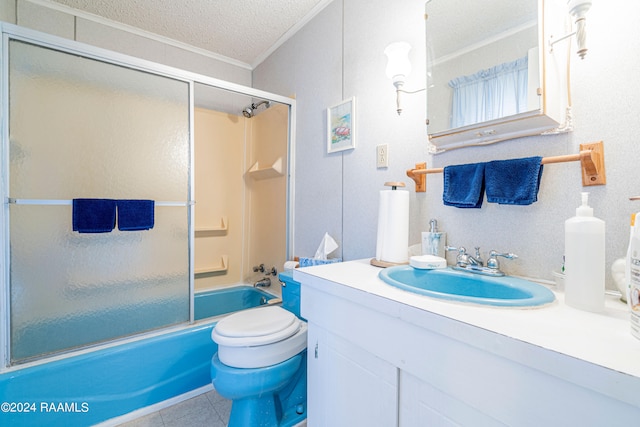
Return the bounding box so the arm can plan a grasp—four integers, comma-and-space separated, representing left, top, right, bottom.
254, 277, 271, 288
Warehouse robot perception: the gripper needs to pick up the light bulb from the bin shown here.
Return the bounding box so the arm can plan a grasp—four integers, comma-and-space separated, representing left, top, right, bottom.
384, 42, 412, 84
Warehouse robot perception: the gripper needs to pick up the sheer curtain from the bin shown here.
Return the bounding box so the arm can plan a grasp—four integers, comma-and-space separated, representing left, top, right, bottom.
448, 56, 529, 128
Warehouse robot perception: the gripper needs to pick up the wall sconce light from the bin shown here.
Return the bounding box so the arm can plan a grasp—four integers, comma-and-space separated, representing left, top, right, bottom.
384, 42, 425, 115
549, 0, 593, 59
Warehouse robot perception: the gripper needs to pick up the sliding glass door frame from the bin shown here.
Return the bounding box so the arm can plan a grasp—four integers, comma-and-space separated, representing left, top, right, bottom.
0, 23, 296, 370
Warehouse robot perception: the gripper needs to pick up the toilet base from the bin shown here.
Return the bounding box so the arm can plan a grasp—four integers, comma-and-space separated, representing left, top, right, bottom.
229, 395, 280, 427
211, 350, 307, 427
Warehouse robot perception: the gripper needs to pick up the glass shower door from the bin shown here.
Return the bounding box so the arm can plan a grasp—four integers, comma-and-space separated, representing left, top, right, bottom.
6, 40, 191, 364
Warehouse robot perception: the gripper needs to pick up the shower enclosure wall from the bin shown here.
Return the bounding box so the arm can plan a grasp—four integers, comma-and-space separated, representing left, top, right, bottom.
0, 24, 294, 367
194, 95, 289, 293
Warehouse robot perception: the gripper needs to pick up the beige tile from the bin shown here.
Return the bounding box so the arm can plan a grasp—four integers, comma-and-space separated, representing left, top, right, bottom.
159, 395, 217, 424
117, 411, 164, 427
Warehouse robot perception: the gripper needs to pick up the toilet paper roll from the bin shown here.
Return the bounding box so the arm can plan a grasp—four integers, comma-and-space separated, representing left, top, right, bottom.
375, 189, 409, 264
284, 260, 299, 270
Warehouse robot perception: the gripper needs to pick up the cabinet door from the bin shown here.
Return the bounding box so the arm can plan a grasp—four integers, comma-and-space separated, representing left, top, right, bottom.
399, 370, 504, 427
307, 322, 398, 427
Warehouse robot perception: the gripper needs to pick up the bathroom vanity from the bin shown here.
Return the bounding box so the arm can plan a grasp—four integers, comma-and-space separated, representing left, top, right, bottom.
294, 260, 640, 426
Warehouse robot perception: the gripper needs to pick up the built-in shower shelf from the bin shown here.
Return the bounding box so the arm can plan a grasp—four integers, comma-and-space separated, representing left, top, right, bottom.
247, 157, 283, 180
195, 217, 228, 234
195, 255, 228, 275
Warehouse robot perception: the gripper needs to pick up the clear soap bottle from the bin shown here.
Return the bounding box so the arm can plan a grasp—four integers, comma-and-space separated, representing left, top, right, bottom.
564, 192, 605, 312
422, 219, 446, 258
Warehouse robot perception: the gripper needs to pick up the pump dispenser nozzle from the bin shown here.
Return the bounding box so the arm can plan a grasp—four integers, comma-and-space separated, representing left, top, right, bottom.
576, 192, 594, 217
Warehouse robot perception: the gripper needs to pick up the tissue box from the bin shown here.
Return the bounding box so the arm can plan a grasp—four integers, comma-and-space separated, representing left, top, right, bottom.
299, 257, 342, 267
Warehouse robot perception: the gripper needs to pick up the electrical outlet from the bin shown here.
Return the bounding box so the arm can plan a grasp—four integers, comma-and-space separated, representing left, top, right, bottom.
376, 144, 389, 168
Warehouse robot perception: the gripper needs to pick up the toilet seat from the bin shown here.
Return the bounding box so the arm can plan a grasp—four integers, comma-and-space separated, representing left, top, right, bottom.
212, 306, 300, 347
211, 305, 308, 369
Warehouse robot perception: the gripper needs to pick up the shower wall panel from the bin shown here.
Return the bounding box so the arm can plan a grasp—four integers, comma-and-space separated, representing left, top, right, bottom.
193, 108, 244, 290
7, 40, 191, 363
245, 103, 288, 282
193, 102, 289, 293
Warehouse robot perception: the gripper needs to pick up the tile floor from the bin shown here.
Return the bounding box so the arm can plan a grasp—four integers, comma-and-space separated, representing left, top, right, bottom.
117, 389, 231, 427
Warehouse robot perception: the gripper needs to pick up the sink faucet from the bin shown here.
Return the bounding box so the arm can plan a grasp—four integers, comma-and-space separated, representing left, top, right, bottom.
446, 245, 517, 277
467, 247, 484, 267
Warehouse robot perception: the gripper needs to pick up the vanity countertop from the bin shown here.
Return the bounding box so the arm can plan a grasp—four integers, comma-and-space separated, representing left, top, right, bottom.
293, 259, 640, 380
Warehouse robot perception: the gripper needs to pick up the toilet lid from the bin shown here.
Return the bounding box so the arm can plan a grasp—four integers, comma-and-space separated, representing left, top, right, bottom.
211, 306, 301, 347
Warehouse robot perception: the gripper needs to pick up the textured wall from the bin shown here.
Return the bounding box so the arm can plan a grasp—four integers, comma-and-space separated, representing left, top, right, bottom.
11, 0, 640, 291
254, 0, 640, 291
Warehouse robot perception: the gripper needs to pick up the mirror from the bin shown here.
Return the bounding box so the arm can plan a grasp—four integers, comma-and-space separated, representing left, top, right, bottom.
425, 0, 570, 152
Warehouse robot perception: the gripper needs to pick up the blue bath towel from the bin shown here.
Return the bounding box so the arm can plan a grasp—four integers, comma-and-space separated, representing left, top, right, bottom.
117, 200, 155, 231
72, 199, 117, 233
485, 156, 544, 205
443, 162, 486, 208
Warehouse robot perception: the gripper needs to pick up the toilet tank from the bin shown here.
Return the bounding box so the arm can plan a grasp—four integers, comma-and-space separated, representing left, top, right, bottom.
279, 270, 302, 319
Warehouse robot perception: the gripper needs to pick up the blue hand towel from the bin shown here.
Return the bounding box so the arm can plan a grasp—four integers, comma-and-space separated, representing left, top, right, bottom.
117, 200, 155, 231
442, 162, 486, 209
485, 156, 544, 205
72, 199, 117, 233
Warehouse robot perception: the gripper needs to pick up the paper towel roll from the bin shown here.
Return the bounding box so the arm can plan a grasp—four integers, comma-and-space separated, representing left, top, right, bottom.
375, 189, 409, 263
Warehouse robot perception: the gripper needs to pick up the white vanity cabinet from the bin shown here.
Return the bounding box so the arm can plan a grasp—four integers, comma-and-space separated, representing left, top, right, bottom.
306, 322, 398, 426
295, 260, 640, 426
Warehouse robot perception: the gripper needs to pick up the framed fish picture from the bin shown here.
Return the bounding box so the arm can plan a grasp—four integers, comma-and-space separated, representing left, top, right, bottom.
327, 97, 356, 153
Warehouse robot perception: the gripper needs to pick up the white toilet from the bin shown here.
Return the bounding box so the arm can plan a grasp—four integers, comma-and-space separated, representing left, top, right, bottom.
211, 305, 307, 368
210, 283, 308, 427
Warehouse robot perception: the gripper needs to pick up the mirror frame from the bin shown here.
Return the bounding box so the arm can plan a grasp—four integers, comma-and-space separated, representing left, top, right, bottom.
426, 0, 571, 153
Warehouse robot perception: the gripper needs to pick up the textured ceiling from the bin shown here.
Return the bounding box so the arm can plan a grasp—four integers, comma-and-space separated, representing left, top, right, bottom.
50, 0, 328, 67
426, 0, 538, 59
47, 0, 538, 70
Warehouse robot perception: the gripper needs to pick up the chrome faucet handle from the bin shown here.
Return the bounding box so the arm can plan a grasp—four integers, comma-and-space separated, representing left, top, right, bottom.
445, 245, 467, 254
253, 263, 265, 273
446, 246, 468, 267
486, 250, 518, 271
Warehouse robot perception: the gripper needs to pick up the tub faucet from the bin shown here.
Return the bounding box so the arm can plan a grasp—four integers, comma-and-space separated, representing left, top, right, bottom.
254, 277, 271, 288
253, 264, 278, 276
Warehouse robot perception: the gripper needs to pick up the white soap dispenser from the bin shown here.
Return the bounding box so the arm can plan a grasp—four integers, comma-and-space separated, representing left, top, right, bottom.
564, 192, 605, 312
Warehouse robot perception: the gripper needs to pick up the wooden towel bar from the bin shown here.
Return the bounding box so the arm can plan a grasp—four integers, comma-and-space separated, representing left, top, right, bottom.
406, 141, 606, 192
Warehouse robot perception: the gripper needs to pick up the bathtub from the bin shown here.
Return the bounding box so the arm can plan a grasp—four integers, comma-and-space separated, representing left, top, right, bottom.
195, 285, 276, 320
0, 285, 276, 427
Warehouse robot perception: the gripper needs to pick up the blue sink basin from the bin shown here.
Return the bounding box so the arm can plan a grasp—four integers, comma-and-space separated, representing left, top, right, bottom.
379, 266, 555, 307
